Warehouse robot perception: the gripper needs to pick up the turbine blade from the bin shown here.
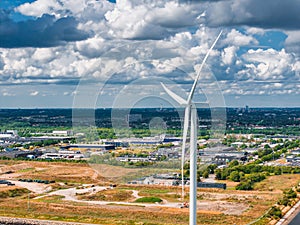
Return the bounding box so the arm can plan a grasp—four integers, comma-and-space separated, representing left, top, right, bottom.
181, 106, 190, 200
161, 82, 187, 105
187, 30, 223, 103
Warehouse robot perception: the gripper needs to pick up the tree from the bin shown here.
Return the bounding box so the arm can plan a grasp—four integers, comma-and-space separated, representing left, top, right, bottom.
274, 167, 282, 175
240, 143, 247, 149
236, 180, 253, 190
207, 164, 217, 174
202, 171, 209, 178
228, 160, 239, 167
229, 171, 240, 182
215, 169, 222, 180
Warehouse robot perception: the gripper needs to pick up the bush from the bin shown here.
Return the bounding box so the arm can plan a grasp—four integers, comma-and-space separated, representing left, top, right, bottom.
236, 180, 253, 190
285, 189, 297, 199
278, 196, 291, 206
248, 173, 266, 183
229, 171, 241, 182
267, 206, 282, 219
202, 171, 209, 178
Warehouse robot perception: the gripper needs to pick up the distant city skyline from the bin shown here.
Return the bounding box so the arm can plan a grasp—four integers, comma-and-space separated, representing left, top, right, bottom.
0, 0, 299, 108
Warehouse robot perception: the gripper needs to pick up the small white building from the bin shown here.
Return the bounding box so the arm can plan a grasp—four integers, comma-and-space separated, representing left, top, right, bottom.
6, 130, 18, 136
52, 130, 73, 136
0, 133, 13, 138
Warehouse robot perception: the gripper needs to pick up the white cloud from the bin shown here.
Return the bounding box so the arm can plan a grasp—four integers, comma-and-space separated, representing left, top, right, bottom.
246, 27, 265, 36
2, 92, 15, 97
222, 29, 258, 47
16, 0, 64, 17
284, 31, 300, 56
242, 48, 295, 80
75, 36, 106, 58
222, 46, 237, 65
32, 48, 56, 63
0, 0, 298, 108
30, 91, 39, 96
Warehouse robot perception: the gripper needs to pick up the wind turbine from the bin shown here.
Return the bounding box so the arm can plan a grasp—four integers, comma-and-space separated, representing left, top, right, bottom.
161, 30, 222, 225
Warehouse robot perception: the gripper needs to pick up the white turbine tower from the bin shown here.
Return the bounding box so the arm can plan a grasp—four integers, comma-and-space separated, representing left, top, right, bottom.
161, 31, 222, 225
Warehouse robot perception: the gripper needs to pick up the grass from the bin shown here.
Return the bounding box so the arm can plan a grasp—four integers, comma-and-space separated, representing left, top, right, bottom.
135, 197, 163, 203
119, 185, 182, 202
17, 167, 35, 173
36, 195, 64, 203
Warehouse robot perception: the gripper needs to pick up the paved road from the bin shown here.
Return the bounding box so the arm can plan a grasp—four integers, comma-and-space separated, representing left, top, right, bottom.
288, 211, 300, 225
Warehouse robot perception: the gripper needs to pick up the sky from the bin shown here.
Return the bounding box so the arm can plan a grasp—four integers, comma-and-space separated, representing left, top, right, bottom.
0, 0, 299, 108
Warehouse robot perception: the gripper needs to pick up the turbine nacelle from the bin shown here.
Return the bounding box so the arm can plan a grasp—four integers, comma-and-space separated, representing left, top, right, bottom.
161, 82, 209, 108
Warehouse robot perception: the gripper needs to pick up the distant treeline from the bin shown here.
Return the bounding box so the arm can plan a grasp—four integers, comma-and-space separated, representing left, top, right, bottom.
0, 108, 299, 136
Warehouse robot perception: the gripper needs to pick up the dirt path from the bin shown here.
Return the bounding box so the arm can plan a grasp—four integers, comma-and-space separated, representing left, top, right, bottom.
9, 180, 52, 194
33, 186, 247, 215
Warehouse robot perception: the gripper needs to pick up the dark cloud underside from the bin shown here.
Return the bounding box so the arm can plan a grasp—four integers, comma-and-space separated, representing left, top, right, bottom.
0, 11, 88, 48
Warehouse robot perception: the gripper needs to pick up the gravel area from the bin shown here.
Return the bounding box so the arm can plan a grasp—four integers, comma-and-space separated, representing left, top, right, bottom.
0, 217, 99, 225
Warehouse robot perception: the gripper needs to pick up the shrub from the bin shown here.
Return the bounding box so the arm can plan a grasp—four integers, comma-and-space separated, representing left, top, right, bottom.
229, 171, 241, 182
278, 196, 291, 206
285, 189, 297, 199
267, 206, 282, 219
236, 180, 253, 190
202, 171, 209, 178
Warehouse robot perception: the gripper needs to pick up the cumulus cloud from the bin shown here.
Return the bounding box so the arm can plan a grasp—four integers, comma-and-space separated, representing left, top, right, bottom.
104, 0, 204, 40
284, 31, 300, 56
0, 9, 88, 48
16, 0, 64, 17
222, 46, 237, 65
204, 0, 300, 30
241, 48, 297, 80
222, 29, 258, 47
0, 0, 299, 107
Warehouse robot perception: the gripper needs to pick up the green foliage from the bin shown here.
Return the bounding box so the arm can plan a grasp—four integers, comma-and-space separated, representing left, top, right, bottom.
235, 172, 266, 190
277, 196, 291, 206
202, 171, 209, 178
207, 164, 217, 174
274, 167, 282, 175
229, 171, 241, 182
236, 180, 253, 190
156, 143, 174, 149
23, 139, 60, 149
284, 189, 297, 199
215, 169, 222, 180
228, 160, 239, 168
277, 188, 297, 206
267, 206, 282, 219
247, 173, 266, 183
135, 197, 162, 203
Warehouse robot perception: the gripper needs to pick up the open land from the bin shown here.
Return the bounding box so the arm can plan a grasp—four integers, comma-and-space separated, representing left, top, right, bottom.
1, 160, 300, 225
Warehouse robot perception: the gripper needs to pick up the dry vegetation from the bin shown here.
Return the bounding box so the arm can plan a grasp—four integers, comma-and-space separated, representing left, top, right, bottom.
1, 159, 300, 224
0, 160, 103, 184
77, 189, 133, 202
